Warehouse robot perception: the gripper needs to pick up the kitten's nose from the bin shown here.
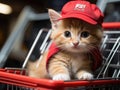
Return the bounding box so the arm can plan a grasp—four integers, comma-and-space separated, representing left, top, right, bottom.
73, 42, 79, 47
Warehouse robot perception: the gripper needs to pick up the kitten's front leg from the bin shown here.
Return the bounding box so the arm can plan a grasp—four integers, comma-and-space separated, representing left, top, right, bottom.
48, 58, 70, 80
49, 67, 70, 80
76, 70, 93, 80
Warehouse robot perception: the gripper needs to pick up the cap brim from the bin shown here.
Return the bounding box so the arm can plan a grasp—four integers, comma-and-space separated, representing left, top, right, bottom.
59, 13, 97, 25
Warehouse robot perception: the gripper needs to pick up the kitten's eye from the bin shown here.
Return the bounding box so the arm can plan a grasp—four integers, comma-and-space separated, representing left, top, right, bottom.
81, 31, 90, 38
64, 31, 71, 37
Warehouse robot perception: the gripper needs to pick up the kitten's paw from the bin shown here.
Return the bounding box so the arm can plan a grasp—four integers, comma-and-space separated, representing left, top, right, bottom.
53, 74, 70, 80
78, 72, 93, 80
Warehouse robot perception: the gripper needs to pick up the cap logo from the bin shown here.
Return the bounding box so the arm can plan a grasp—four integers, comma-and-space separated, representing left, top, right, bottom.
74, 4, 86, 11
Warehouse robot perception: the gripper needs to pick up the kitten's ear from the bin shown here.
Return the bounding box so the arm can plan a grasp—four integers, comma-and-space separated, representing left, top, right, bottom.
48, 9, 61, 29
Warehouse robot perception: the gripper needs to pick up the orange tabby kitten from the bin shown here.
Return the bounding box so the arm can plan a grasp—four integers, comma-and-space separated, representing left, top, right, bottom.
27, 9, 103, 80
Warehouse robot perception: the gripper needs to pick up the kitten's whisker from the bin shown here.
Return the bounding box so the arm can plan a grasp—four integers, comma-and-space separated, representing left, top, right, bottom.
49, 44, 66, 51
86, 45, 99, 55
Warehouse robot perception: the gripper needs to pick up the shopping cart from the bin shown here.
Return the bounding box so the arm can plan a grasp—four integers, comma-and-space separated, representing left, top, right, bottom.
0, 22, 120, 90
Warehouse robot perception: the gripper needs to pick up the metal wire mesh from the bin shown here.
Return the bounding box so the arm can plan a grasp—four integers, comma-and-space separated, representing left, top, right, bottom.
0, 83, 120, 90
97, 30, 120, 78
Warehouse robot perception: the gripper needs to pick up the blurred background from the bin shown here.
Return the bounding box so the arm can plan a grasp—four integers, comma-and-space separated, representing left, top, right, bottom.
0, 0, 120, 68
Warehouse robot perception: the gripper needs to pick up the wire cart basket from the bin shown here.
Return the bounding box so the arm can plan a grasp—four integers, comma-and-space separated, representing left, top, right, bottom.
0, 22, 120, 90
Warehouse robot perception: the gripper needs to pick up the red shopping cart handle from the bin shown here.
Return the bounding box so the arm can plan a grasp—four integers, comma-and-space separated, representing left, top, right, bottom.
0, 70, 120, 88
102, 22, 120, 29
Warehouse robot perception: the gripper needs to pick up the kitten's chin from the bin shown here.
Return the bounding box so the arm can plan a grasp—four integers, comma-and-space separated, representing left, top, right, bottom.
65, 47, 88, 53
61, 44, 89, 53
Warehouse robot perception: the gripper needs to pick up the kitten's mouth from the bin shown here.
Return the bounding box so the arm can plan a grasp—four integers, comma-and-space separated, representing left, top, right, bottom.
72, 46, 79, 49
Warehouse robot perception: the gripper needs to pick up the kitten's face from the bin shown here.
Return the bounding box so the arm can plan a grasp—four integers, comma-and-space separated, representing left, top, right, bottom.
51, 18, 102, 53
49, 9, 103, 53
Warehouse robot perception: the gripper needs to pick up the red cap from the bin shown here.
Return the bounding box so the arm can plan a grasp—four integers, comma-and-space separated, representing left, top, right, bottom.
59, 0, 104, 25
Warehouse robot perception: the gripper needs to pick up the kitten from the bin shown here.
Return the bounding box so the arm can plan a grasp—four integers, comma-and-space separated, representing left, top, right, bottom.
27, 9, 103, 80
